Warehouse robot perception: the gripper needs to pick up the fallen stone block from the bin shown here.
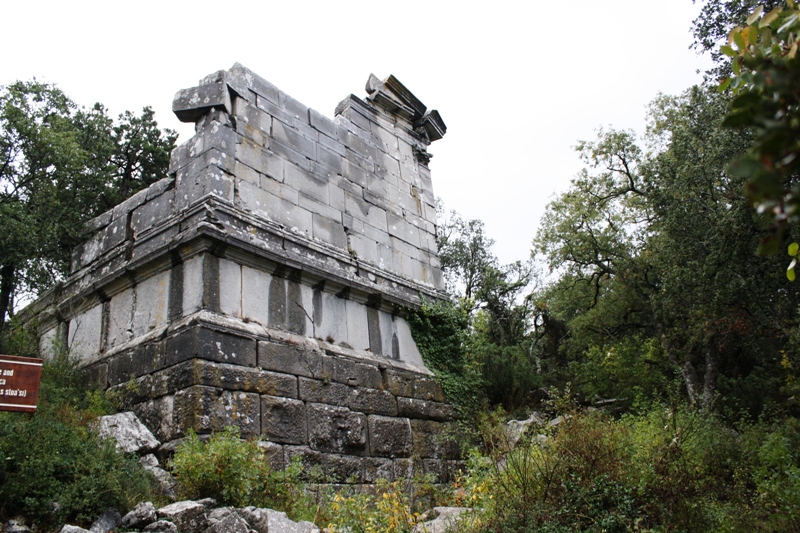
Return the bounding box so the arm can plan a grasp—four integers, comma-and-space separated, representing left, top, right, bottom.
95, 411, 161, 454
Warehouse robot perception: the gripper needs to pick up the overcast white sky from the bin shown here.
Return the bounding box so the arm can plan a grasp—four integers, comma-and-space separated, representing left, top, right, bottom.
1, 0, 713, 265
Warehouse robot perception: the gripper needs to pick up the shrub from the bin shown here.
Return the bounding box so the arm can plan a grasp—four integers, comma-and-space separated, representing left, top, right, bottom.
0, 353, 154, 528
169, 427, 314, 519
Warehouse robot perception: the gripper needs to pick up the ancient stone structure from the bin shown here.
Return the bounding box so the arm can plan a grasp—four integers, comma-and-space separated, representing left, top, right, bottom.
25, 64, 459, 483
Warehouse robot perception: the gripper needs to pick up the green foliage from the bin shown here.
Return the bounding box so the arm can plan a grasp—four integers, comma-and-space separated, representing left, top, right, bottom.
718, 2, 800, 257
453, 403, 800, 532
0, 353, 153, 528
169, 427, 314, 519
407, 298, 485, 418
0, 80, 176, 349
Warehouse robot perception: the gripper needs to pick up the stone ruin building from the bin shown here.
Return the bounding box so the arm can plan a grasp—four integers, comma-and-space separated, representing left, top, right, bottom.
24, 64, 461, 483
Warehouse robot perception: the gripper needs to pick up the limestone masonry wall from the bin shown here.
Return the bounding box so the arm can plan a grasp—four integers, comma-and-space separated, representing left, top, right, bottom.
26, 65, 459, 483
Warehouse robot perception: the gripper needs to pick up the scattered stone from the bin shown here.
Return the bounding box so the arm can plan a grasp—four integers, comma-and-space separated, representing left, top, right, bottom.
95, 412, 161, 454
266, 509, 320, 533
157, 501, 208, 532
143, 520, 179, 533
59, 527, 89, 533
121, 502, 158, 529
236, 507, 270, 533
197, 498, 218, 509
506, 412, 546, 447
3, 519, 31, 533
144, 464, 178, 500
412, 507, 471, 533
203, 510, 250, 533
140, 453, 159, 468
88, 508, 121, 533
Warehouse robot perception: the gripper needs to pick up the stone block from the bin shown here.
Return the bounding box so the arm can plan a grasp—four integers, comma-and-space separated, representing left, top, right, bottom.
258, 340, 323, 379
107, 287, 134, 349
175, 164, 235, 211
279, 92, 310, 123
368, 415, 412, 458
422, 459, 445, 483
182, 254, 204, 316
322, 354, 383, 389
257, 440, 285, 471
383, 370, 415, 398
112, 187, 148, 221
102, 214, 129, 254
173, 81, 232, 123
107, 340, 167, 385
193, 360, 298, 398
345, 300, 370, 352
68, 304, 103, 362
272, 119, 317, 160
309, 108, 337, 139
387, 212, 420, 248
341, 158, 368, 188
234, 99, 272, 137
157, 500, 208, 532
219, 258, 242, 317
410, 419, 445, 458
364, 457, 395, 482
241, 265, 271, 325
298, 376, 351, 404
348, 233, 379, 264
348, 388, 397, 416
166, 325, 257, 367
176, 385, 261, 439
314, 290, 348, 346
261, 396, 307, 444
95, 411, 161, 454
378, 310, 398, 359
397, 397, 454, 422
312, 214, 347, 250
307, 403, 367, 454
132, 271, 171, 339
284, 163, 328, 204
287, 279, 313, 335
132, 395, 178, 442
395, 317, 426, 368
236, 138, 274, 176
323, 454, 364, 483
300, 193, 341, 222
131, 190, 175, 237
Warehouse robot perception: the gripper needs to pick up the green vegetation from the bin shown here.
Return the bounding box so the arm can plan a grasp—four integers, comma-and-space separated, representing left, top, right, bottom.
0, 80, 176, 350
0, 353, 155, 529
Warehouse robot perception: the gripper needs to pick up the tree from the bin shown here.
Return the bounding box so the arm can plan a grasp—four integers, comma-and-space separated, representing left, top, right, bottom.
0, 81, 176, 347
535, 86, 799, 414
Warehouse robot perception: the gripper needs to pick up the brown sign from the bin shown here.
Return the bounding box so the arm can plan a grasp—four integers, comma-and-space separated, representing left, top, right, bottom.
0, 355, 43, 413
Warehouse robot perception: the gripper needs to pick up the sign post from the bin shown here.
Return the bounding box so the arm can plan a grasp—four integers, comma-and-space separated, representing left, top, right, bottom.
0, 355, 44, 413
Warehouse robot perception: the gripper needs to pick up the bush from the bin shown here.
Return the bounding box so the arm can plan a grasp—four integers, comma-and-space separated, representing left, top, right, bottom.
0, 353, 154, 528
169, 427, 315, 520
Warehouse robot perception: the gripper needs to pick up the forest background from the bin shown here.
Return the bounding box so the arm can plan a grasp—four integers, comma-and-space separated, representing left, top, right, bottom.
4, 1, 800, 531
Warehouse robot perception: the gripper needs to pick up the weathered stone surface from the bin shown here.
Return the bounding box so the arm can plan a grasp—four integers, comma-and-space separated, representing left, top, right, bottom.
258, 341, 322, 378
95, 411, 160, 454
236, 507, 270, 533
265, 509, 320, 533
348, 388, 397, 416
368, 415, 412, 458
322, 355, 382, 389
143, 520, 179, 533
4, 519, 31, 533
298, 377, 351, 405
167, 326, 257, 368
59, 526, 89, 533
121, 501, 158, 529
204, 508, 249, 533
397, 397, 454, 421
307, 403, 367, 454
364, 457, 395, 482
176, 386, 260, 439
173, 81, 232, 123
88, 508, 121, 533
262, 396, 307, 444
411, 507, 471, 533
157, 501, 207, 532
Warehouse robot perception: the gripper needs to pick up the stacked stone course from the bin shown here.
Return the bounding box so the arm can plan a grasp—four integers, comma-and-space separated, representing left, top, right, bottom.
25, 64, 460, 483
